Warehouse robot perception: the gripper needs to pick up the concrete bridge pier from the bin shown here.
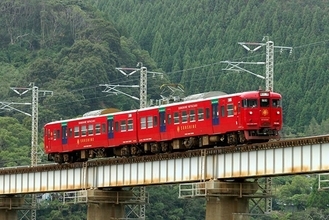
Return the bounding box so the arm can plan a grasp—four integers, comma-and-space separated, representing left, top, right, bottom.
86, 189, 134, 220
0, 196, 24, 220
206, 196, 249, 220
179, 180, 259, 220
204, 181, 258, 220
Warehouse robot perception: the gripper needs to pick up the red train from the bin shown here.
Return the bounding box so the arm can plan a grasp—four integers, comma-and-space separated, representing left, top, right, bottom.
44, 90, 282, 163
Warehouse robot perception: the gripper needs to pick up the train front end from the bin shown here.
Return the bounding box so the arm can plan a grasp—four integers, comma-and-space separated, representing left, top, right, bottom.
241, 90, 282, 141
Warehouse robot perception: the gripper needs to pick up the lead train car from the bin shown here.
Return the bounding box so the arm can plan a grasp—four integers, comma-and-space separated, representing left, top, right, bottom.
44, 90, 282, 163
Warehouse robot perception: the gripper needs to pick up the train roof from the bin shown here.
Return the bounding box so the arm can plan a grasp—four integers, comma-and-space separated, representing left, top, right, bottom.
183, 91, 227, 101
82, 108, 121, 117
45, 109, 137, 125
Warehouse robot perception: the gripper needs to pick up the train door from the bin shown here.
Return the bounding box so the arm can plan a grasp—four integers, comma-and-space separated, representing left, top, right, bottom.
211, 100, 219, 125
45, 128, 52, 152
107, 115, 114, 139
159, 107, 166, 132
237, 101, 241, 126
61, 122, 68, 145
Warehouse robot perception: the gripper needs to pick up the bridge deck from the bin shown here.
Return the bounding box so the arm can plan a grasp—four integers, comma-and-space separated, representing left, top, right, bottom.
1, 136, 329, 194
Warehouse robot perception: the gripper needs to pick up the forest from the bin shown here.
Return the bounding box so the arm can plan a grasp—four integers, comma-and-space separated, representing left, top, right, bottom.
1, 0, 329, 219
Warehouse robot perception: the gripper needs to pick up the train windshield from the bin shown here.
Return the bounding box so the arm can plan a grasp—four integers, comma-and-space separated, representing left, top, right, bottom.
260, 98, 270, 107
242, 99, 258, 107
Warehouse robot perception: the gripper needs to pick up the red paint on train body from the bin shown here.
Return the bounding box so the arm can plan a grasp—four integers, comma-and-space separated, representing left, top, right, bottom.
44, 90, 282, 163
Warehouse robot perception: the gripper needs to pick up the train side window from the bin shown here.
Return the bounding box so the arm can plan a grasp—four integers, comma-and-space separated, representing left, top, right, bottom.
190, 110, 195, 122
47, 129, 51, 138
102, 123, 106, 133
272, 99, 281, 107
227, 104, 234, 116
88, 124, 93, 135
174, 112, 179, 124
140, 117, 146, 129
167, 114, 172, 124
147, 116, 153, 128
244, 99, 257, 107
121, 120, 127, 132
198, 108, 204, 121
81, 125, 87, 136
68, 128, 73, 137
153, 116, 158, 127
115, 122, 119, 132
242, 99, 247, 107
53, 129, 60, 140
74, 126, 79, 137
182, 111, 188, 123
221, 106, 225, 117
95, 124, 101, 134
206, 108, 210, 119
128, 119, 133, 131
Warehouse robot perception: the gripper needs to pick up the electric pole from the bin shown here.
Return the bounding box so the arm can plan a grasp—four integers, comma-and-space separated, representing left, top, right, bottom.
113, 63, 163, 220
222, 38, 292, 214
116, 62, 163, 108
10, 84, 53, 220
222, 38, 292, 91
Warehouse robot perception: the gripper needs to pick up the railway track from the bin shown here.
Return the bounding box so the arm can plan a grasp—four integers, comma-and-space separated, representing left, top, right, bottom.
1, 135, 329, 175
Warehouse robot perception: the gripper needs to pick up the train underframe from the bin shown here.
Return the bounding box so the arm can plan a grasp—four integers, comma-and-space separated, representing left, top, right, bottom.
48, 128, 280, 164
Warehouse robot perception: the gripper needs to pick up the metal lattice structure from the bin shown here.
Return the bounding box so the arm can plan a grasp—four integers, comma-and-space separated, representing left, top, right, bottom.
139, 67, 148, 108
30, 85, 38, 220
113, 64, 163, 220
266, 41, 274, 91
221, 38, 291, 215
10, 85, 52, 220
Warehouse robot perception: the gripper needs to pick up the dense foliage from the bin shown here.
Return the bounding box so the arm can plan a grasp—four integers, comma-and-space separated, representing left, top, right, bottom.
1, 0, 329, 219
89, 0, 329, 136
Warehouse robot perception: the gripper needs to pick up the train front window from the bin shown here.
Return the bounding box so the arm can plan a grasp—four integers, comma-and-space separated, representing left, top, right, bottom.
242, 99, 258, 107
272, 99, 281, 107
260, 98, 270, 107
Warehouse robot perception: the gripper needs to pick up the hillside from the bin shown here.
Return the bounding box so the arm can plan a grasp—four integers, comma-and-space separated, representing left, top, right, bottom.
1, 1, 329, 219
0, 0, 168, 127
89, 0, 329, 135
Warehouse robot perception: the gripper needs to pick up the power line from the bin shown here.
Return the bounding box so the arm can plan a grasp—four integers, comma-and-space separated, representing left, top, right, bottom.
11, 39, 327, 110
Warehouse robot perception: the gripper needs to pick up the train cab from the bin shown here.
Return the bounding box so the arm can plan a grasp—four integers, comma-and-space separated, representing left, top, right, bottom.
240, 90, 282, 141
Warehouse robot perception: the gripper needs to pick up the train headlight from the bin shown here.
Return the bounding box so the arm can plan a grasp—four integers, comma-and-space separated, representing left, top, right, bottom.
249, 111, 253, 114
277, 111, 280, 114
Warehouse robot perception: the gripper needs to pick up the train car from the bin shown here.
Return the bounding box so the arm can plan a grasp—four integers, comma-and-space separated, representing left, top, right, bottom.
44, 110, 138, 163
44, 89, 282, 163
135, 90, 282, 154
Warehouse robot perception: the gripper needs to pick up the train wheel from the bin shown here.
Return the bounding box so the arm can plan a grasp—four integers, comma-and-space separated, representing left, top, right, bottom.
63, 154, 70, 163
161, 142, 172, 153
54, 154, 64, 164
131, 145, 142, 156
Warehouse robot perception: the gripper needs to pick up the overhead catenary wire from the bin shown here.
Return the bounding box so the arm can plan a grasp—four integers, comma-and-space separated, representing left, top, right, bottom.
12, 39, 328, 109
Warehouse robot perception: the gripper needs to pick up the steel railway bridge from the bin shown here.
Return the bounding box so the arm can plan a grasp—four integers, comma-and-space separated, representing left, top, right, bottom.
1, 135, 329, 220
